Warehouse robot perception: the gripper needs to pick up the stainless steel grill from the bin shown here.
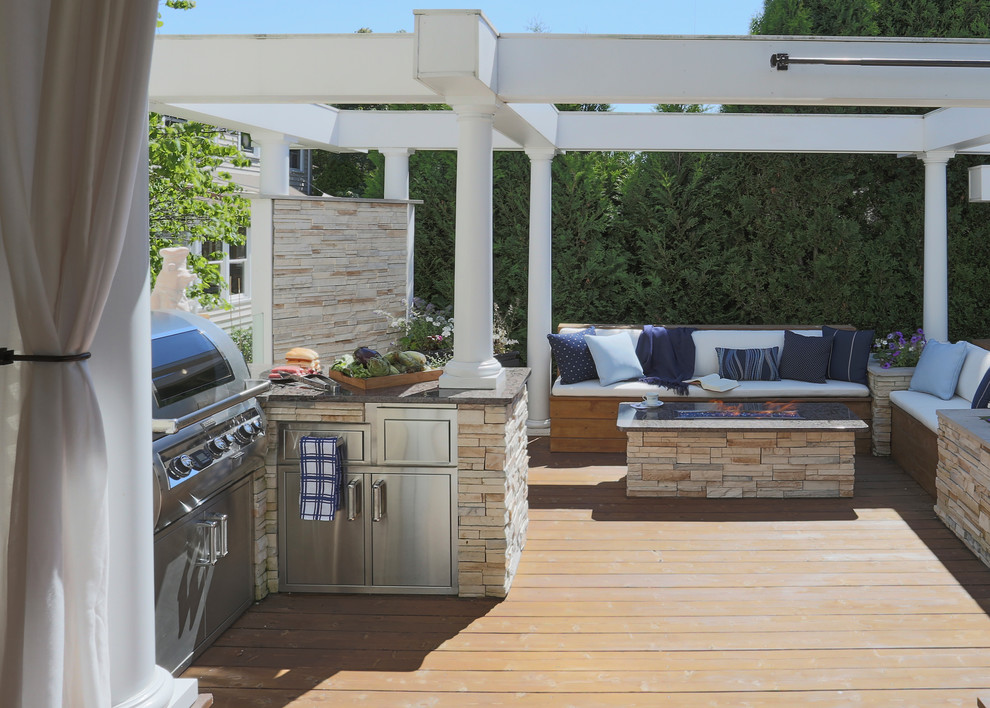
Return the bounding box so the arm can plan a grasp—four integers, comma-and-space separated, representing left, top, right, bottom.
150, 310, 268, 674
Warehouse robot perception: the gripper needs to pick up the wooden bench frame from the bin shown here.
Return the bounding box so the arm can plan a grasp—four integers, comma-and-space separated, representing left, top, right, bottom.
549, 324, 873, 455
890, 403, 940, 498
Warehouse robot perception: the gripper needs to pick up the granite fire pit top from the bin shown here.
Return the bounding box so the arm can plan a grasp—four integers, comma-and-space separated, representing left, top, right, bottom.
261, 367, 530, 405
617, 401, 868, 431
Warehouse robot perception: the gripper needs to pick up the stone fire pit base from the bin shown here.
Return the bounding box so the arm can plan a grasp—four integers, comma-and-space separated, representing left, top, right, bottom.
617, 403, 866, 499
625, 429, 856, 498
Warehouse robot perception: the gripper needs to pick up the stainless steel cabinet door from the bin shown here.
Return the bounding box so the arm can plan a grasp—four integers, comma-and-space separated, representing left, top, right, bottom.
154, 474, 254, 674
281, 471, 367, 588
370, 472, 452, 587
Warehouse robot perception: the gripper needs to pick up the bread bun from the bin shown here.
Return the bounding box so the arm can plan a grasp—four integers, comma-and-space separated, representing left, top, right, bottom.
284, 347, 321, 373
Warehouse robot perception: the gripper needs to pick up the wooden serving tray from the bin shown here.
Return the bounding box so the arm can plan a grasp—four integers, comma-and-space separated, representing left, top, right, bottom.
325, 367, 442, 390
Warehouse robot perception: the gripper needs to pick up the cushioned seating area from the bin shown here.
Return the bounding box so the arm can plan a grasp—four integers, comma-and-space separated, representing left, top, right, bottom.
552, 376, 870, 399
549, 324, 874, 454
890, 341, 990, 497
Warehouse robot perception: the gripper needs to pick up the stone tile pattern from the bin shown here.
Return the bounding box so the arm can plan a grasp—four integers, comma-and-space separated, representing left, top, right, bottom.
626, 429, 855, 498
936, 418, 990, 569
456, 387, 529, 598
255, 400, 366, 600
271, 198, 408, 361
868, 364, 914, 456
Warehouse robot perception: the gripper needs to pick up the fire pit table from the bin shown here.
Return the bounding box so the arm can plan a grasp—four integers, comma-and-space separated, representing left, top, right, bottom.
617, 401, 867, 498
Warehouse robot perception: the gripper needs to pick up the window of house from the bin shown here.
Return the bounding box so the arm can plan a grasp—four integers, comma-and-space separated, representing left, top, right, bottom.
196, 227, 249, 302
289, 149, 301, 170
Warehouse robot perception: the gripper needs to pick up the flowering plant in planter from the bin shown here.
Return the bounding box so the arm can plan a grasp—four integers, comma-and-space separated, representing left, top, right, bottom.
378, 298, 453, 352
873, 328, 926, 369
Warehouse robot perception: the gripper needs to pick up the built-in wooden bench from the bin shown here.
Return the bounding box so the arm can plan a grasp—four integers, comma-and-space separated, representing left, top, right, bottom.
550, 324, 874, 455
888, 340, 990, 498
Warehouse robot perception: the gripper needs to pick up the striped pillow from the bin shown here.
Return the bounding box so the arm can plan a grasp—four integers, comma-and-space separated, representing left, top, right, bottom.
716, 347, 781, 381
823, 326, 873, 386
971, 367, 990, 409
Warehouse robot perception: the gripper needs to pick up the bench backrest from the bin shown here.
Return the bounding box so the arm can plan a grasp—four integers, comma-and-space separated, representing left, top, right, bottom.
556, 324, 847, 377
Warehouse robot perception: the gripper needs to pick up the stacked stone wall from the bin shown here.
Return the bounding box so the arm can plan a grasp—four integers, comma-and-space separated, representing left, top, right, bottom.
868, 364, 914, 456
271, 198, 409, 362
456, 388, 529, 598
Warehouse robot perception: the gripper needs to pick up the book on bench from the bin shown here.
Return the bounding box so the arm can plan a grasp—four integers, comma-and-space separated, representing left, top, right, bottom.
685, 374, 740, 392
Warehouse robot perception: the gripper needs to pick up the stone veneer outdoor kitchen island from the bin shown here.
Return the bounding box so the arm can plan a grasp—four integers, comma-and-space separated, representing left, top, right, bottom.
251, 369, 530, 600
618, 402, 867, 498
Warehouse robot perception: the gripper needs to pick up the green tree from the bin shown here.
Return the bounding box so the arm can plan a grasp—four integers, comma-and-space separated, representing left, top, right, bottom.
148, 113, 251, 309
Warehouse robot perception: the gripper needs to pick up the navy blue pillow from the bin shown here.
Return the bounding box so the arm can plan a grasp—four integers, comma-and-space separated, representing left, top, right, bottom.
972, 367, 990, 409
716, 347, 781, 381
548, 327, 598, 384
779, 330, 834, 384
823, 326, 873, 386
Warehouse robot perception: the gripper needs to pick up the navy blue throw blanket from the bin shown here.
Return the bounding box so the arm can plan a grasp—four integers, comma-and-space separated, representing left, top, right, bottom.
635, 325, 697, 395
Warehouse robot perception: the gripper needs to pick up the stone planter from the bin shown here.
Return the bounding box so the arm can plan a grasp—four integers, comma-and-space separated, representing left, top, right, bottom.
495, 350, 524, 368
868, 361, 916, 456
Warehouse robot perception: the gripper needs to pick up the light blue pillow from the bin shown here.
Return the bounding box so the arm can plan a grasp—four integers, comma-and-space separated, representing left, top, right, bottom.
584, 333, 644, 386
909, 339, 968, 400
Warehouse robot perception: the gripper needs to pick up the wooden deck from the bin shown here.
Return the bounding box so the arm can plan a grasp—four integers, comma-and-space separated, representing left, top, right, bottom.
185, 439, 990, 706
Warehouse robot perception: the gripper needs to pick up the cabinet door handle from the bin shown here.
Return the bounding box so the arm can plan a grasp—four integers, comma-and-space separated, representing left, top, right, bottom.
372, 479, 385, 522
346, 478, 361, 521
196, 520, 220, 566
207, 512, 229, 558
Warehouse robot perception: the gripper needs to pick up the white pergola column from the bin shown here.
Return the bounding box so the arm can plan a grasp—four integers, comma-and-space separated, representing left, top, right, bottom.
920, 150, 954, 342
439, 105, 505, 390
93, 141, 197, 708
381, 148, 416, 315
255, 132, 292, 196
525, 148, 555, 430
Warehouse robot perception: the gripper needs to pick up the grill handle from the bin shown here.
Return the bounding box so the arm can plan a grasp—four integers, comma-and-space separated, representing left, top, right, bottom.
195, 520, 220, 566
152, 380, 271, 435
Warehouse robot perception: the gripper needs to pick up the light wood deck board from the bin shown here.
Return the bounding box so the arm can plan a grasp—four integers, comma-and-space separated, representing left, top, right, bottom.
184, 441, 990, 706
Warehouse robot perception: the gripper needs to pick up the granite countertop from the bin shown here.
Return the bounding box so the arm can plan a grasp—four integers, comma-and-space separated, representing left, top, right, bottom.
262, 367, 530, 405
616, 401, 869, 431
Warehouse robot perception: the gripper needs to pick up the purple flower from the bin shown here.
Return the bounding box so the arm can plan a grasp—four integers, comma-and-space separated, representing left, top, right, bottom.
882, 362, 892, 369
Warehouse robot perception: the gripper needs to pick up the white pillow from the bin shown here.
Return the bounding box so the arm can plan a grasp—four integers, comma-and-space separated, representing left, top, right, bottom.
584, 333, 644, 386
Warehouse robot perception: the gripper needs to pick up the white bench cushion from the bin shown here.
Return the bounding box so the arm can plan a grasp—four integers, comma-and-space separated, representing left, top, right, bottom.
890, 389, 970, 433
552, 376, 869, 399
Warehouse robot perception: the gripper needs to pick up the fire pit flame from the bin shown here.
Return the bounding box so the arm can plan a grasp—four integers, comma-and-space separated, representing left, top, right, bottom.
677, 401, 802, 419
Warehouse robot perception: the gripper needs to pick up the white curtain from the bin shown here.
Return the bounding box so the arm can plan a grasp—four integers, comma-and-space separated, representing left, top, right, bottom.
0, 1, 158, 705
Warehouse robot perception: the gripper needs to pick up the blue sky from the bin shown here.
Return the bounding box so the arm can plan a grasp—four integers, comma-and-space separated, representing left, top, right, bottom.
159, 0, 766, 36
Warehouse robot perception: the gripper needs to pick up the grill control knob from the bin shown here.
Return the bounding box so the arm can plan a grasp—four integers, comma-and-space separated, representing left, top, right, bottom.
223, 433, 237, 446
207, 437, 228, 457
168, 454, 194, 480
234, 423, 256, 444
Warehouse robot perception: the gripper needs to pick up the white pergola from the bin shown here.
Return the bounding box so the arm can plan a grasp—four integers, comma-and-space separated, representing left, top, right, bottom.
151, 10, 990, 433
3, 7, 990, 708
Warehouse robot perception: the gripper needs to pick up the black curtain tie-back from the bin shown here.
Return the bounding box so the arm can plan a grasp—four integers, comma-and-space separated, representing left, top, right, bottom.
0, 348, 92, 365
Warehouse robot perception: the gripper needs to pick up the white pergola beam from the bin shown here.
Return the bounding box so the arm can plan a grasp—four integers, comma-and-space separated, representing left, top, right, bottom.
149, 103, 990, 156
334, 110, 522, 150
497, 35, 990, 107
923, 107, 990, 152
150, 34, 441, 103
155, 102, 346, 150
555, 112, 926, 153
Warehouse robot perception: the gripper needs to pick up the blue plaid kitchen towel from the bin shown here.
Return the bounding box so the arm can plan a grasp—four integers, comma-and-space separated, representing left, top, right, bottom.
298, 436, 343, 521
